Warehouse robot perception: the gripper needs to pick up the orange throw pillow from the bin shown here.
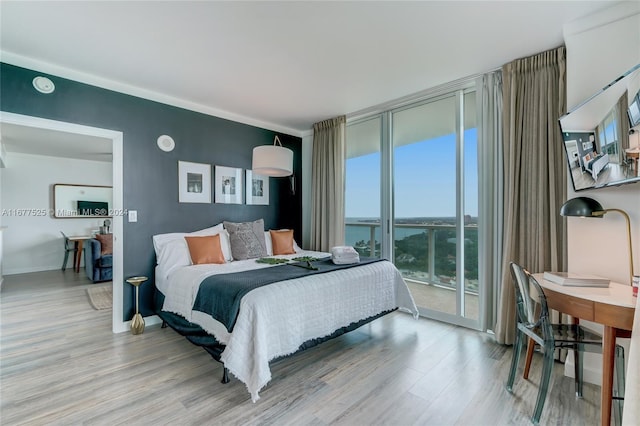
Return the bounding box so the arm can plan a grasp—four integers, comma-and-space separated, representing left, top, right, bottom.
184, 234, 226, 265
270, 229, 295, 255
95, 234, 113, 255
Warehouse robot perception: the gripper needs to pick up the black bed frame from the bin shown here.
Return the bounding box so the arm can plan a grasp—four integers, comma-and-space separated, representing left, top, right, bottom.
155, 289, 395, 385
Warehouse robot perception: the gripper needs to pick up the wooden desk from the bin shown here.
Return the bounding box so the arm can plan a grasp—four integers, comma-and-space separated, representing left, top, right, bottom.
67, 236, 91, 273
533, 274, 636, 426
625, 147, 640, 176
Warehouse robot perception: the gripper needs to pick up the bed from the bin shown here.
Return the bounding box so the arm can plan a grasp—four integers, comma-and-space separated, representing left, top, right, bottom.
153, 223, 418, 401
583, 152, 609, 180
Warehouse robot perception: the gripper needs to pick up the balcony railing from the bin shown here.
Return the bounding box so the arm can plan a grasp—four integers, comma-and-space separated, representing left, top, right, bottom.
345, 220, 478, 294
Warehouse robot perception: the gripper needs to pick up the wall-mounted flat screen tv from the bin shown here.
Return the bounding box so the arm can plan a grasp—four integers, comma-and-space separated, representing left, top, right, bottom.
77, 200, 109, 216
559, 63, 640, 191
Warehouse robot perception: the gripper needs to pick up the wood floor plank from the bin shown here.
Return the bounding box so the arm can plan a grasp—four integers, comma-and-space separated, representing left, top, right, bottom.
1, 270, 607, 425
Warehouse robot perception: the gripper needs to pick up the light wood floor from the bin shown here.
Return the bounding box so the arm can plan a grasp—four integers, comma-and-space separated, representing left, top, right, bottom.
569, 160, 627, 189
1, 271, 603, 425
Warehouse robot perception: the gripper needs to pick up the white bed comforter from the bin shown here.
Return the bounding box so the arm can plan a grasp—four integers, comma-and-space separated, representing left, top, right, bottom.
588, 154, 609, 180
157, 251, 418, 401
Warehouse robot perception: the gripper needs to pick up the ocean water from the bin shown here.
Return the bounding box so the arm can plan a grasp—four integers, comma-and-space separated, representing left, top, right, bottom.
345, 224, 425, 246
345, 216, 467, 247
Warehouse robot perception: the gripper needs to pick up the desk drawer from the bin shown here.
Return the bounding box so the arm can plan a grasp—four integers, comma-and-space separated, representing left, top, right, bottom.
595, 303, 635, 330
544, 289, 594, 320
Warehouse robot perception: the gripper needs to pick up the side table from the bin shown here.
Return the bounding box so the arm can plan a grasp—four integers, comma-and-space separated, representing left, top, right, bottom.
126, 276, 148, 335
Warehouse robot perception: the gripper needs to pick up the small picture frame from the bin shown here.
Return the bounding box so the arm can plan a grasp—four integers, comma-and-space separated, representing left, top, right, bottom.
215, 165, 243, 204
178, 161, 211, 203
246, 170, 269, 205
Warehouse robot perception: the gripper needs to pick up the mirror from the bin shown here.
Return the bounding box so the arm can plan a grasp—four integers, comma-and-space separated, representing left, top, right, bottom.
53, 184, 113, 218
559, 63, 640, 191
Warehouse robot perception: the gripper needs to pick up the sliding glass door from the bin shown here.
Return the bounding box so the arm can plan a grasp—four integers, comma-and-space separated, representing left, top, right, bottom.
392, 94, 459, 317
345, 85, 481, 329
391, 90, 478, 326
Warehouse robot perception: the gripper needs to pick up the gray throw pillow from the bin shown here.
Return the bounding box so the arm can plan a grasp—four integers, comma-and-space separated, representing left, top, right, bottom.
224, 219, 267, 260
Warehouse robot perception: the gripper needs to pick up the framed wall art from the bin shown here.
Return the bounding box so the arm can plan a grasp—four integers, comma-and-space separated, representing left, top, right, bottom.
245, 170, 269, 205
215, 165, 243, 204
178, 161, 211, 203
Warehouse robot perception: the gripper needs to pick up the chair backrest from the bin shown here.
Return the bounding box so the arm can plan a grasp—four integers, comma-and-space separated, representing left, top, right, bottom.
60, 231, 73, 250
509, 262, 552, 340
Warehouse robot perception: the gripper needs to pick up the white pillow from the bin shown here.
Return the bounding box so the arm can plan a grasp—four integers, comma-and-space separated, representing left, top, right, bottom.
264, 229, 302, 256
153, 224, 225, 259
152, 232, 190, 258
156, 238, 191, 276
152, 223, 232, 277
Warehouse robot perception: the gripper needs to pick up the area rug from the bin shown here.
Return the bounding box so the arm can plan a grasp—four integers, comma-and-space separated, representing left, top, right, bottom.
87, 285, 113, 310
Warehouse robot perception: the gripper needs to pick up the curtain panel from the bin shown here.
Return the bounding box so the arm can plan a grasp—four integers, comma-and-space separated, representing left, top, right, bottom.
478, 70, 504, 332
494, 46, 568, 345
310, 116, 346, 252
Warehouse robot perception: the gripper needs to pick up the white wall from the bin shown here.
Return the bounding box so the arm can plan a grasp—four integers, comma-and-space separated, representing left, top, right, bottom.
565, 4, 640, 286
1, 152, 112, 274
562, 2, 640, 386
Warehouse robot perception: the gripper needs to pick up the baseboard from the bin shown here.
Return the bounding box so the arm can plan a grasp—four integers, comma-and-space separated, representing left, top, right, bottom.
564, 355, 602, 386
565, 340, 632, 388
146, 315, 163, 328
114, 315, 162, 334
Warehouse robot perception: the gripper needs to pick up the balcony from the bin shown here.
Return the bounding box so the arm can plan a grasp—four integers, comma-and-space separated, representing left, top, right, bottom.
346, 220, 479, 318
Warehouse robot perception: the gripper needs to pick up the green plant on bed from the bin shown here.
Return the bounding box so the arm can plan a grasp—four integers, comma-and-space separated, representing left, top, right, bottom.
256, 257, 290, 265
292, 256, 322, 262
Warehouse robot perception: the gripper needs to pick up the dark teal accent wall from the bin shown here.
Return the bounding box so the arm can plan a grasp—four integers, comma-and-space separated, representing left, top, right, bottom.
0, 63, 302, 321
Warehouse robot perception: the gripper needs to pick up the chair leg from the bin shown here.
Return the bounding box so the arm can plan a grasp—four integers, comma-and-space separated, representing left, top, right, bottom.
62, 250, 70, 271
574, 347, 584, 398
73, 249, 79, 272
523, 337, 535, 379
506, 329, 524, 392
613, 345, 625, 426
532, 345, 554, 425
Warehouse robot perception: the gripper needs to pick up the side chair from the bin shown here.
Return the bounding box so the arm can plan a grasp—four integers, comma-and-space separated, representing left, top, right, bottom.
505, 262, 625, 425
60, 231, 77, 271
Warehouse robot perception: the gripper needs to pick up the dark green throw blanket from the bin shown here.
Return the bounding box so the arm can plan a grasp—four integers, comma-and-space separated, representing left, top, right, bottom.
192, 257, 382, 332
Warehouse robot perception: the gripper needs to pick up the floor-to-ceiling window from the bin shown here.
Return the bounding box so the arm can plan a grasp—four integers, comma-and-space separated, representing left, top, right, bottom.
597, 109, 620, 162
345, 81, 481, 329
345, 116, 383, 258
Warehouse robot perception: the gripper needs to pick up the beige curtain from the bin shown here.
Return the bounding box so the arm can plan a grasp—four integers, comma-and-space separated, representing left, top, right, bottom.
479, 70, 503, 332
310, 116, 346, 252
494, 47, 568, 345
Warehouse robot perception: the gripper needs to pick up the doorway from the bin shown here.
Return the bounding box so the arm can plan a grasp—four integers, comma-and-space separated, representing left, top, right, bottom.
0, 112, 125, 332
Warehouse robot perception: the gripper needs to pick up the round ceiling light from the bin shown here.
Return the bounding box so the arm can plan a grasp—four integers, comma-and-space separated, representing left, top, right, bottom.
32, 76, 55, 94
157, 135, 175, 152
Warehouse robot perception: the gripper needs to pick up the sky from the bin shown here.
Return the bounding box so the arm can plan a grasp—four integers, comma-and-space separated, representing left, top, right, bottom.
345, 129, 478, 218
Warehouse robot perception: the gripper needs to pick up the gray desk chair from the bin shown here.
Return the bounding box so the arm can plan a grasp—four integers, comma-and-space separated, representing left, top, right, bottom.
505, 262, 625, 425
60, 231, 78, 271
622, 153, 635, 177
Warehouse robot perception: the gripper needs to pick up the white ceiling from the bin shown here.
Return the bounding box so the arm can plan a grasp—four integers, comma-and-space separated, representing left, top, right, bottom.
0, 1, 621, 135
0, 123, 113, 162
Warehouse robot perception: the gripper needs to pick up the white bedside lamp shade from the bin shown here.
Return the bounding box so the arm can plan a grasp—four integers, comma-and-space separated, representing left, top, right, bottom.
252, 136, 293, 177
